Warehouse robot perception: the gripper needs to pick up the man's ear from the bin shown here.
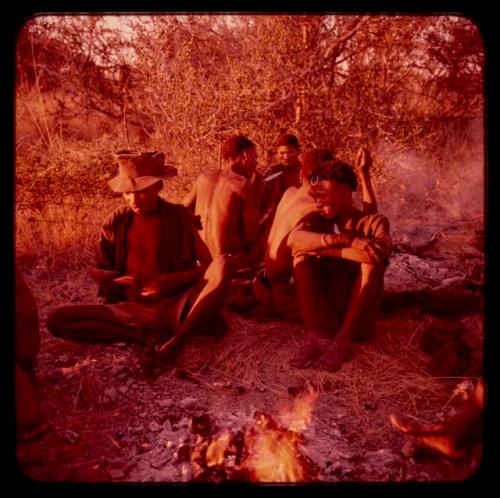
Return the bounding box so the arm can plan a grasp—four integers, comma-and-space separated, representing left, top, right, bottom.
299, 170, 306, 185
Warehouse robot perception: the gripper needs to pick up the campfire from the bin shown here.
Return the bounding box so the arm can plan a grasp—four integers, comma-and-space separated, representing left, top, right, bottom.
185, 385, 319, 482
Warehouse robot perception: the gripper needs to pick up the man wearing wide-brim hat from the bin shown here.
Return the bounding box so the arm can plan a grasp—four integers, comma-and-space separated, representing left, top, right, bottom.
47, 150, 232, 366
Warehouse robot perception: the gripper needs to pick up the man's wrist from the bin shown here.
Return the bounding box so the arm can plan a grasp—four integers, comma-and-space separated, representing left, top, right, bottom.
322, 232, 353, 248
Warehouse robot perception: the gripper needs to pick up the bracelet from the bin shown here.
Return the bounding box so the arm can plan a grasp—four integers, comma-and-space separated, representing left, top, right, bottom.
321, 233, 328, 248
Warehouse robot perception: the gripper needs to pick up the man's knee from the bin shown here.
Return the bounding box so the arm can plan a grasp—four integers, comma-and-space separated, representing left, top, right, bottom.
293, 253, 314, 266
360, 263, 384, 287
205, 254, 231, 286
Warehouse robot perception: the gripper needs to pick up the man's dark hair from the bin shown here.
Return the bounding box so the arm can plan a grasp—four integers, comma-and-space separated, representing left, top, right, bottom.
301, 148, 336, 177
222, 135, 255, 161
276, 133, 300, 150
301, 148, 358, 192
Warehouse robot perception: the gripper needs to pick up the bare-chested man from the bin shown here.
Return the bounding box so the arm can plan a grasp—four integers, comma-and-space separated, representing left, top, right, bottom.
47, 150, 231, 365
253, 147, 378, 318
183, 135, 259, 270
286, 149, 392, 372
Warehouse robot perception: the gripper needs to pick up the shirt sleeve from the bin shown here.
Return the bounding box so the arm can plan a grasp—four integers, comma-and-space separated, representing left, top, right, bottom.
363, 214, 392, 260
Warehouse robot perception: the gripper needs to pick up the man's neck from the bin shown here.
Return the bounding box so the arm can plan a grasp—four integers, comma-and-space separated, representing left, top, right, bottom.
229, 161, 248, 178
130, 198, 162, 217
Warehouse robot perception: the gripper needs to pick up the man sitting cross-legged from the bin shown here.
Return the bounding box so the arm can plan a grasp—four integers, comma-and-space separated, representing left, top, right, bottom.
47, 150, 232, 366
286, 148, 392, 372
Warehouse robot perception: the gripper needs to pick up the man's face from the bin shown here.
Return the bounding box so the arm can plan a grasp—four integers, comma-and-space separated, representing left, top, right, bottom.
309, 176, 352, 220
277, 145, 299, 167
122, 182, 162, 215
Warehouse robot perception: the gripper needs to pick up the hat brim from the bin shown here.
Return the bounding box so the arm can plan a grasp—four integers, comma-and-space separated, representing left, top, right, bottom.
108, 167, 177, 193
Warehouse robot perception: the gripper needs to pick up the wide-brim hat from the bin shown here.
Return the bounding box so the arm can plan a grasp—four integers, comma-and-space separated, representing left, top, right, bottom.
108, 150, 178, 193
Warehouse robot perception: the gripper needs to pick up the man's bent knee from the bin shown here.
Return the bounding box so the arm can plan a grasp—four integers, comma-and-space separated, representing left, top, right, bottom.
206, 254, 232, 285
360, 263, 384, 285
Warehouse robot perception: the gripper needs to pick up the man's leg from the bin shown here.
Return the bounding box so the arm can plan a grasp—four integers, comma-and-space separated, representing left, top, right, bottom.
314, 263, 383, 372
389, 378, 483, 459
293, 254, 341, 336
156, 255, 230, 361
47, 305, 141, 344
289, 254, 336, 367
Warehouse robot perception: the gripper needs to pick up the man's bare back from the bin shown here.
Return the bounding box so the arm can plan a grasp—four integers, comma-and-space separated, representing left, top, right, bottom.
264, 185, 316, 280
184, 170, 256, 257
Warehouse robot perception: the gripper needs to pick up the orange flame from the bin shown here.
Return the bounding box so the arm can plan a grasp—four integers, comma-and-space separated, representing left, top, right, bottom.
279, 384, 319, 432
205, 432, 231, 467
241, 386, 319, 482
189, 386, 318, 482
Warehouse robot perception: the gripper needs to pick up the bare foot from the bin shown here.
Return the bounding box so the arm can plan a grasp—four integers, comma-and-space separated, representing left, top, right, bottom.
389, 413, 445, 435
313, 341, 351, 372
290, 341, 321, 368
390, 414, 466, 459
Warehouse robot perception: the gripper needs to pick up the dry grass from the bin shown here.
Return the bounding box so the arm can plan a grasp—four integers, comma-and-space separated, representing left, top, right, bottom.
174, 309, 473, 448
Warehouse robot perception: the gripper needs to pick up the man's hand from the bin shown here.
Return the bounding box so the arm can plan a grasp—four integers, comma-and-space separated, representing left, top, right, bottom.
89, 267, 120, 285
113, 274, 139, 287
140, 279, 161, 298
355, 147, 373, 175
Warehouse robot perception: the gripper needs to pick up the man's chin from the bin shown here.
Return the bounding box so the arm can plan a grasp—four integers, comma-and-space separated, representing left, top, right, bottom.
317, 206, 334, 219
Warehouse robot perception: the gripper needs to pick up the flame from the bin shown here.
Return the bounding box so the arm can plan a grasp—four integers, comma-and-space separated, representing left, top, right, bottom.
205, 432, 231, 467
279, 384, 319, 432
241, 415, 305, 482
189, 386, 318, 482
241, 386, 319, 482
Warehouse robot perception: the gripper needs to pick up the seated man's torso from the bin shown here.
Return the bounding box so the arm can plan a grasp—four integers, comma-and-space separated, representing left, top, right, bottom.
264, 186, 316, 281
125, 213, 162, 300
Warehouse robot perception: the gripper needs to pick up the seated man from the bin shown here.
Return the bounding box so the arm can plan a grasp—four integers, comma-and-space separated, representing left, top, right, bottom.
183, 134, 259, 271
286, 148, 391, 372
16, 265, 44, 439
390, 378, 484, 459
253, 147, 378, 318
47, 150, 231, 365
250, 133, 303, 263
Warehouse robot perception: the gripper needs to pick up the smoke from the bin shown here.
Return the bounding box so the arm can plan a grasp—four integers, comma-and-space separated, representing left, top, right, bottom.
366, 117, 484, 244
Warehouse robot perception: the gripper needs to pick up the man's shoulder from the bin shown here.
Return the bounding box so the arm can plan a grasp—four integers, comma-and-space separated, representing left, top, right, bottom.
280, 185, 308, 205
361, 212, 389, 224
159, 198, 192, 216
102, 205, 131, 226
159, 199, 200, 226
357, 212, 390, 233
223, 171, 251, 192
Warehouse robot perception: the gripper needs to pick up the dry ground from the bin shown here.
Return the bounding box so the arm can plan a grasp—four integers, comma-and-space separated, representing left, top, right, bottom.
15, 216, 484, 485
